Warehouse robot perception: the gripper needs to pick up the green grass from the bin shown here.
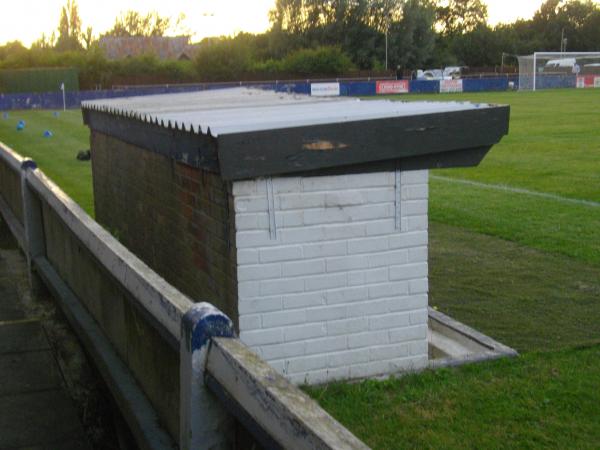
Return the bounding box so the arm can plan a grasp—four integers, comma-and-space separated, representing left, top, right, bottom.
307, 222, 600, 449
429, 222, 600, 353
396, 89, 600, 202
0, 110, 93, 214
430, 177, 600, 266
2, 90, 600, 448
385, 89, 600, 267
317, 89, 600, 448
307, 345, 600, 450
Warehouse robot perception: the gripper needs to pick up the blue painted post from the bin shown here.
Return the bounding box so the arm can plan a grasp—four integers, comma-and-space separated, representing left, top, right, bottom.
180, 303, 235, 450
20, 159, 46, 279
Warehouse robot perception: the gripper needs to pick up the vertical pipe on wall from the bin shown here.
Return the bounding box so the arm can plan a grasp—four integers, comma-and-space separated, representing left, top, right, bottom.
395, 164, 402, 231
266, 177, 277, 240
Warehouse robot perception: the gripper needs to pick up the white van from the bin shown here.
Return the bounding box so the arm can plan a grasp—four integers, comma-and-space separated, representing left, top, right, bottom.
544, 58, 576, 71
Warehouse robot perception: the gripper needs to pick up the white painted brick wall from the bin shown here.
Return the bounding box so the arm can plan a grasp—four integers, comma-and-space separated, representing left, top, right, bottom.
234, 170, 429, 385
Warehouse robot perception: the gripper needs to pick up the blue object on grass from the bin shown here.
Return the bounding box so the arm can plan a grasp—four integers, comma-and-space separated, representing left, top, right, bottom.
16, 120, 25, 131
53, 111, 60, 118
43, 130, 53, 138
2, 112, 7, 119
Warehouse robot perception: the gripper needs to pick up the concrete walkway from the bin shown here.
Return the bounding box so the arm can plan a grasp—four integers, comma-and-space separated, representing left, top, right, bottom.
0, 246, 91, 449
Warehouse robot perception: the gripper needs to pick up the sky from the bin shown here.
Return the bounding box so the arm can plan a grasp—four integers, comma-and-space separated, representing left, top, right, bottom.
0, 0, 586, 47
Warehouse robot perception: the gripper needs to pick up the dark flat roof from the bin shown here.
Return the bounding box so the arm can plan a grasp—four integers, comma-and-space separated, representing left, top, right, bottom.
82, 88, 509, 180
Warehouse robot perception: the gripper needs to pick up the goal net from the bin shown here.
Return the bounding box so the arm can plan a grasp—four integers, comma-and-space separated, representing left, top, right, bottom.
517, 52, 600, 91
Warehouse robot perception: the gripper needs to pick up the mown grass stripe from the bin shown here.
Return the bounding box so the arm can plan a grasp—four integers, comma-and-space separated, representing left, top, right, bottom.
432, 174, 600, 208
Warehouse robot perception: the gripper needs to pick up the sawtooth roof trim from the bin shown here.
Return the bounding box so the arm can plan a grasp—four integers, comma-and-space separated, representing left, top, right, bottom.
82, 88, 510, 180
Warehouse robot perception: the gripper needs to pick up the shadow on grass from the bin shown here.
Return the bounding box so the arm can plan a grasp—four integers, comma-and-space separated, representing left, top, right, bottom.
429, 222, 600, 353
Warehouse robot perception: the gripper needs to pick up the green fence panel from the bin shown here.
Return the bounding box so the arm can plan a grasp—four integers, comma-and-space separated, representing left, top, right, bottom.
0, 68, 79, 94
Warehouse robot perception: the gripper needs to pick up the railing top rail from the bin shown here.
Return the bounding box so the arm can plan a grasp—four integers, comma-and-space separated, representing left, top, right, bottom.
0, 141, 25, 172
207, 338, 371, 450
24, 166, 193, 339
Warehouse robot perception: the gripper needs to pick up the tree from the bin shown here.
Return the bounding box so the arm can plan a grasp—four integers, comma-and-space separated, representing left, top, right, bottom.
554, 0, 600, 50
450, 24, 502, 66
390, 0, 437, 69
268, 0, 404, 69
104, 11, 172, 37
55, 0, 83, 51
528, 0, 600, 51
31, 33, 57, 50
0, 41, 27, 63
436, 0, 488, 35
82, 27, 94, 49
194, 36, 254, 81
270, 0, 403, 34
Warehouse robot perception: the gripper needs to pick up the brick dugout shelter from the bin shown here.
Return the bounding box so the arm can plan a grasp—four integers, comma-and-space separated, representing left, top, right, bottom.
82, 88, 509, 385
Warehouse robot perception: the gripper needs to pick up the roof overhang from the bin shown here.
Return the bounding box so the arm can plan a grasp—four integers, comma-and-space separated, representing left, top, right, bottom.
82, 89, 509, 181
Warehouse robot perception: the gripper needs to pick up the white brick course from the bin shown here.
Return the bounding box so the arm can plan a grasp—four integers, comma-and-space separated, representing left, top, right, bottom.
304, 336, 347, 354
237, 295, 282, 314
305, 304, 347, 322
303, 241, 347, 259
325, 286, 368, 304
235, 170, 429, 384
389, 263, 428, 281
282, 259, 326, 277
261, 309, 306, 328
282, 292, 325, 309
389, 324, 428, 343
240, 328, 283, 346
259, 245, 303, 263
237, 249, 259, 265
284, 323, 327, 342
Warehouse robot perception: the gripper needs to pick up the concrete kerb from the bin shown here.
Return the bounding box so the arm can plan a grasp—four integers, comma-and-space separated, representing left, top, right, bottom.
180, 302, 235, 450
428, 307, 518, 370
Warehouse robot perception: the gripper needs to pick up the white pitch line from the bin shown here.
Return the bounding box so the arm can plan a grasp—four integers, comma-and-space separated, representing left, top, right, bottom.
431, 175, 600, 208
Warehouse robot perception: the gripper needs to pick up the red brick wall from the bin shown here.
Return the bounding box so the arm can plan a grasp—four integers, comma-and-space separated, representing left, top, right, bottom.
90, 131, 239, 326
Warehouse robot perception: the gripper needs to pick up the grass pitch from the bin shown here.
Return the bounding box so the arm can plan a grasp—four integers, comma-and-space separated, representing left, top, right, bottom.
1, 89, 599, 449
0, 109, 93, 214
403, 89, 600, 267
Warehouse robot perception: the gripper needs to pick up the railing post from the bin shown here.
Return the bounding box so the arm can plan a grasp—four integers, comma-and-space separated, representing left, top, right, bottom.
20, 159, 46, 280
180, 303, 235, 450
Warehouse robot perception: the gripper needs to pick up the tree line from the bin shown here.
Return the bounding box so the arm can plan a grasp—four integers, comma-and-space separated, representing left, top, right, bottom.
1, 0, 599, 89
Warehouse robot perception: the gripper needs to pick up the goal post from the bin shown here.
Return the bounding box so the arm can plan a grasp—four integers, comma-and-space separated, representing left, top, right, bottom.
517, 52, 600, 91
